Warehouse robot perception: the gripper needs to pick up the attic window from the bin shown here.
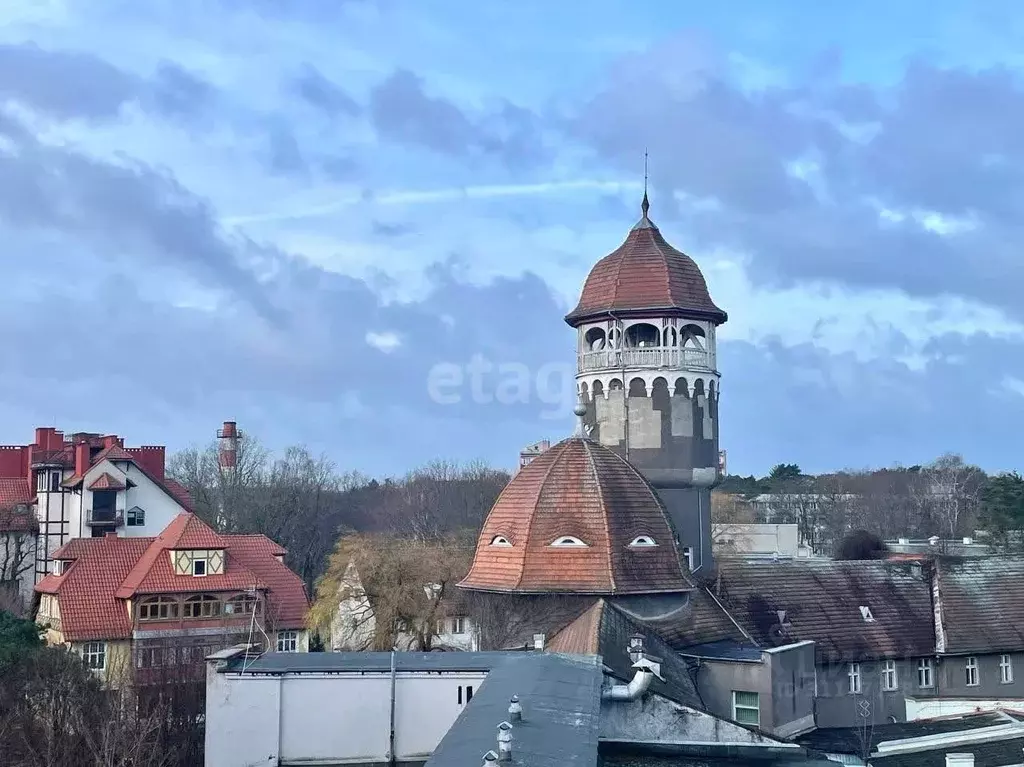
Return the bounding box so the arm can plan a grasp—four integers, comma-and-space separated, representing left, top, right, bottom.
489, 535, 512, 547
551, 536, 588, 547
192, 559, 207, 577
628, 535, 657, 548
859, 606, 875, 622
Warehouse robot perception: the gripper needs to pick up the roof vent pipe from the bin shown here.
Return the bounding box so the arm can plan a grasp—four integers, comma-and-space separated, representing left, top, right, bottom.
602, 657, 664, 701
483, 750, 499, 767
497, 722, 512, 762
508, 695, 522, 722
946, 754, 974, 767
532, 633, 545, 651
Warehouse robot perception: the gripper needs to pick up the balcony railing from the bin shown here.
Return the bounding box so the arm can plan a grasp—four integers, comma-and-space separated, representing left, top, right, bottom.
85, 509, 124, 527
578, 347, 713, 373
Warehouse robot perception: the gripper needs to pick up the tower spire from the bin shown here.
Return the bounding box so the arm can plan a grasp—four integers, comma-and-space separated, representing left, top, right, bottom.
641, 148, 650, 218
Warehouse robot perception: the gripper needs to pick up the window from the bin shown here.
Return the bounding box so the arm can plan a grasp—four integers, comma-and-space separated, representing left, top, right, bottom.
183, 595, 220, 619
859, 606, 875, 622
137, 646, 164, 668
82, 642, 106, 671
192, 558, 207, 577
435, 618, 447, 635
628, 535, 657, 547
226, 595, 258, 615
682, 547, 694, 570
882, 660, 898, 691
458, 684, 475, 705
965, 656, 979, 687
466, 685, 473, 702
848, 663, 862, 694
489, 535, 512, 547
126, 506, 145, 527
49, 471, 61, 492
731, 691, 759, 726
52, 560, 65, 576
917, 659, 934, 689
452, 616, 466, 635
139, 596, 179, 621
550, 536, 587, 547
277, 631, 298, 652
1000, 655, 1014, 684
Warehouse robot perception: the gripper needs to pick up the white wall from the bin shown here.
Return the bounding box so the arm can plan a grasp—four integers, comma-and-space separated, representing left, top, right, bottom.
714, 524, 799, 556
905, 696, 1024, 720
205, 667, 488, 767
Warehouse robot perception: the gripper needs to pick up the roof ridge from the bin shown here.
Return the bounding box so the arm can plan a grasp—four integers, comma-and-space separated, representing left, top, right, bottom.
517, 441, 570, 589
583, 441, 615, 592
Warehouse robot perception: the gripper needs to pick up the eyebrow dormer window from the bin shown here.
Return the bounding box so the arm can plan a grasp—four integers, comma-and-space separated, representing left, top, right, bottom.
628, 535, 657, 547
551, 536, 588, 547
489, 536, 512, 547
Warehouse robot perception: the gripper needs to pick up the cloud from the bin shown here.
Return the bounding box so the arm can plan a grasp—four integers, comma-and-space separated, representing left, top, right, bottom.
365, 330, 402, 352
290, 63, 361, 117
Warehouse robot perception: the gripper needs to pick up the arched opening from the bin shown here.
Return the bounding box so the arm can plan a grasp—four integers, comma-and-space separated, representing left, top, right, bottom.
628, 535, 658, 548
183, 595, 221, 619
584, 327, 606, 351
628, 378, 648, 397
681, 324, 706, 350
139, 596, 178, 621
673, 377, 689, 397
592, 380, 605, 398
550, 536, 588, 547
489, 535, 513, 547
625, 323, 660, 349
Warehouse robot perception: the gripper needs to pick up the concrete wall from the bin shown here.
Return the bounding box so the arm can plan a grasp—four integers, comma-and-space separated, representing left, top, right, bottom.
714, 524, 800, 557
935, 652, 1024, 698
205, 667, 487, 767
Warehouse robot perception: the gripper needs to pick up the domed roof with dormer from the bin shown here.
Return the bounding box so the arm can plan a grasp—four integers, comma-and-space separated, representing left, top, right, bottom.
458, 436, 692, 595
565, 194, 727, 327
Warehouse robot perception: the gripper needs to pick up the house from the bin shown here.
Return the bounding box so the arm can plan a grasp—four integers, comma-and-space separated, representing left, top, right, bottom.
34, 512, 309, 683
0, 426, 194, 611
204, 648, 836, 767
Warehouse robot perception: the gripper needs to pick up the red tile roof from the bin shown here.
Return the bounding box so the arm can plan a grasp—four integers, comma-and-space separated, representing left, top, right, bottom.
459, 437, 691, 595
87, 472, 126, 491
36, 513, 309, 640
565, 200, 727, 326
0, 477, 32, 506
94, 444, 135, 463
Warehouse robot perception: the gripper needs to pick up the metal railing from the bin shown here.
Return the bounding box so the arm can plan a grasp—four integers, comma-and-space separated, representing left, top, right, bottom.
85, 509, 124, 527
578, 347, 713, 373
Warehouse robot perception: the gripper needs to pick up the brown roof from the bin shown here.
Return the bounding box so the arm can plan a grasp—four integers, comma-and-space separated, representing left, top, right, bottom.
715, 559, 935, 663
459, 437, 691, 595
0, 478, 32, 507
87, 472, 126, 491
565, 197, 727, 326
613, 589, 749, 650
934, 556, 1024, 655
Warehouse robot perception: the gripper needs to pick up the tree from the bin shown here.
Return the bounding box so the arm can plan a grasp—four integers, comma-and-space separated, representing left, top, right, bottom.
980, 472, 1024, 550
0, 507, 36, 615
835, 530, 889, 560
0, 609, 43, 667
308, 533, 474, 651
767, 463, 802, 483
916, 453, 985, 539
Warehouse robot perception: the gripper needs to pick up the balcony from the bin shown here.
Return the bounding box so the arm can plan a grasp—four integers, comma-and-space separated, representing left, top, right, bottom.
578, 347, 713, 374
85, 508, 124, 527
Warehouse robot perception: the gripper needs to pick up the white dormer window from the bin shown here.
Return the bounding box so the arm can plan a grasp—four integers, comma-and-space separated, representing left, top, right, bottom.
52, 560, 65, 576
628, 535, 657, 547
551, 536, 588, 547
859, 606, 875, 622
489, 535, 512, 547
192, 558, 207, 577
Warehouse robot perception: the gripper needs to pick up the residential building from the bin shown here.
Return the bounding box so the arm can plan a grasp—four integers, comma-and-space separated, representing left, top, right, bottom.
35, 512, 309, 683
713, 522, 807, 558
205, 648, 835, 767
0, 426, 194, 610
517, 440, 550, 471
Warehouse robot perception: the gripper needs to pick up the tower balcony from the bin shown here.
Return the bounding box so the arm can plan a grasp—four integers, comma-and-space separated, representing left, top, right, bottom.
85, 508, 124, 527
578, 347, 714, 374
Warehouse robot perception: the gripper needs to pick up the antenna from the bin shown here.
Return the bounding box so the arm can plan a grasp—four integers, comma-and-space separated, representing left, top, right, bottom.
644, 148, 649, 196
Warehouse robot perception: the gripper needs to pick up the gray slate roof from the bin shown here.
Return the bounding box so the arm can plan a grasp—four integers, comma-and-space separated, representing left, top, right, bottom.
871, 737, 1024, 767
935, 556, 1024, 655
715, 559, 935, 663
425, 653, 603, 767
223, 650, 522, 674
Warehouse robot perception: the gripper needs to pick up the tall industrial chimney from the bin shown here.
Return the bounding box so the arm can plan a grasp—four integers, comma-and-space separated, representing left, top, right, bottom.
217, 421, 240, 469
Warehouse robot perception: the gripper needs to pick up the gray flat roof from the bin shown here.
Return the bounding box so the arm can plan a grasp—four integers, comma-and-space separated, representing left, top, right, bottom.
222, 650, 530, 675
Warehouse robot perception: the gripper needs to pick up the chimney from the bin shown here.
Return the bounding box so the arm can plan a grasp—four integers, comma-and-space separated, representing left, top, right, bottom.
217, 421, 239, 469
946, 754, 974, 767
508, 695, 522, 722
482, 750, 498, 767
497, 722, 512, 762
532, 633, 545, 651
75, 443, 90, 476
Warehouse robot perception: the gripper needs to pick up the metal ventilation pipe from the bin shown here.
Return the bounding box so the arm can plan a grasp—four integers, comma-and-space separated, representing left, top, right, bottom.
601, 657, 664, 701
497, 722, 513, 762
483, 750, 498, 767
532, 633, 545, 651
508, 695, 522, 722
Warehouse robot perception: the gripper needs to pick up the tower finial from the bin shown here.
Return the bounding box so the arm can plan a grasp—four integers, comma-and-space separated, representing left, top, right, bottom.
573, 394, 588, 438
641, 148, 650, 218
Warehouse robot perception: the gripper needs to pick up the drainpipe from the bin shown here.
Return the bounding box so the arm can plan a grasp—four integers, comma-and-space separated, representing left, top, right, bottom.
608, 311, 629, 461
601, 657, 664, 701
388, 649, 396, 767
693, 491, 705, 575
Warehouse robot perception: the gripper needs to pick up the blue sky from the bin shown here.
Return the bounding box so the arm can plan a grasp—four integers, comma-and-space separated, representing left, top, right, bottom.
2, 0, 1024, 477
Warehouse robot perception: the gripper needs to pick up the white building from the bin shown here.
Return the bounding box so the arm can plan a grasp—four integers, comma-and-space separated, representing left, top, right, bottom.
0, 427, 194, 611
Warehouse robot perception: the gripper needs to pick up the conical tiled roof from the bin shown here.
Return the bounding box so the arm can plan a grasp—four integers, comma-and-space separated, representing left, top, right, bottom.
565, 200, 726, 326
459, 437, 691, 595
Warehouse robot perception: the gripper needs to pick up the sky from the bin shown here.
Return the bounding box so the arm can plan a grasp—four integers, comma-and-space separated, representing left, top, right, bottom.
3, 0, 1024, 478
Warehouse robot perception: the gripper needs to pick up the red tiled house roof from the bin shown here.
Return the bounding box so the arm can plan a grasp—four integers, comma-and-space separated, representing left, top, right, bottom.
88, 472, 127, 491
459, 437, 691, 595
59, 442, 193, 512
36, 513, 309, 641
0, 477, 32, 506
565, 196, 727, 326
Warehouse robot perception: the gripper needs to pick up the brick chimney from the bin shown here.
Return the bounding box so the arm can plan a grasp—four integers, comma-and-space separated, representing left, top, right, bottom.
75, 443, 91, 477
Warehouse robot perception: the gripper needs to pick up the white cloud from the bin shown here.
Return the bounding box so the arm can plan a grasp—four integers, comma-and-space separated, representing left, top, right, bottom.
365, 330, 402, 353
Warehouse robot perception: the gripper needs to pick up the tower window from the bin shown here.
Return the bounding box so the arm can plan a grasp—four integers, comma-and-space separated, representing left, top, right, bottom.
49, 471, 61, 492
551, 536, 587, 547
628, 535, 657, 547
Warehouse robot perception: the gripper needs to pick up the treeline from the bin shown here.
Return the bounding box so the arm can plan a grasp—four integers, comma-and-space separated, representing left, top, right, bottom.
715, 454, 1024, 554
168, 439, 509, 593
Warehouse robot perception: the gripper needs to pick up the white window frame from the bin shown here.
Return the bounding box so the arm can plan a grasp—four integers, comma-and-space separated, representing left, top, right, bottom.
1000, 654, 1014, 684
882, 660, 898, 691
192, 558, 207, 577
277, 631, 298, 652
82, 641, 106, 671
731, 690, 760, 726
848, 663, 862, 694
682, 546, 694, 570
452, 616, 466, 635
965, 656, 979, 687
917, 658, 934, 689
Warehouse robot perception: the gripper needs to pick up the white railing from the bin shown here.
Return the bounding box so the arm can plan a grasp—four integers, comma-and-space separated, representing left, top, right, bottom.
578, 347, 713, 372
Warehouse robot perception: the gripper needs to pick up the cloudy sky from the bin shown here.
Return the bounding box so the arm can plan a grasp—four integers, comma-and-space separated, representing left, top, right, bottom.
2, 0, 1024, 477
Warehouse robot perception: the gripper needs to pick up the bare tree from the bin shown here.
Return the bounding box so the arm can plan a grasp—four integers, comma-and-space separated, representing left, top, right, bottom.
0, 506, 37, 615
